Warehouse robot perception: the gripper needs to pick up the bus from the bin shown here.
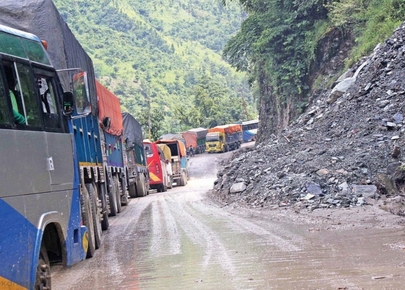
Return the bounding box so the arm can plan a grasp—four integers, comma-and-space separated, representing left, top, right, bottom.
241, 119, 259, 142
0, 24, 90, 289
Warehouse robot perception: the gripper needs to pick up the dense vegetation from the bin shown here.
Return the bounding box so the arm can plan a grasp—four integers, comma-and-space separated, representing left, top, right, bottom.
223, 0, 405, 141
53, 0, 256, 139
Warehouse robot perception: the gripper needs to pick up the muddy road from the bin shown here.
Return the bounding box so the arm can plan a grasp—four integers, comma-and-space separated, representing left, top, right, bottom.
53, 148, 405, 290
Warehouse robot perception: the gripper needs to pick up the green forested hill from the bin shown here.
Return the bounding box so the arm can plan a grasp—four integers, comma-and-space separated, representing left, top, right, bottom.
53, 0, 254, 138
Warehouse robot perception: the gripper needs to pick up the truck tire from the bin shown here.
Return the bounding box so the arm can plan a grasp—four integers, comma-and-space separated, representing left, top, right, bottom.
81, 186, 96, 258
136, 174, 147, 197
108, 178, 118, 217
86, 182, 102, 249
179, 173, 186, 186
99, 183, 109, 231
121, 178, 129, 206
167, 176, 173, 189
128, 183, 137, 198
114, 176, 122, 213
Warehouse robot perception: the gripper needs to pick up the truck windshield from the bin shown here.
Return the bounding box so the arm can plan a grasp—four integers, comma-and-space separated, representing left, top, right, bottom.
206, 134, 219, 142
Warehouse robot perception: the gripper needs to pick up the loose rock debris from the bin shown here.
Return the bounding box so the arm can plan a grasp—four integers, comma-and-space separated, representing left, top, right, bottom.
213, 22, 405, 217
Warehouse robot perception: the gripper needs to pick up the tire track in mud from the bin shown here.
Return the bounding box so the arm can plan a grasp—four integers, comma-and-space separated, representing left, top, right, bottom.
150, 195, 181, 257
165, 194, 237, 277
191, 201, 305, 251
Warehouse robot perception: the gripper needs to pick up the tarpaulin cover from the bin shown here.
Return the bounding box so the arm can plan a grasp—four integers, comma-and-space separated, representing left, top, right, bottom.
208, 124, 242, 134
96, 80, 123, 136
156, 139, 186, 158
181, 131, 197, 148
122, 112, 143, 147
0, 0, 98, 115
186, 127, 208, 140
159, 133, 185, 143
157, 143, 171, 161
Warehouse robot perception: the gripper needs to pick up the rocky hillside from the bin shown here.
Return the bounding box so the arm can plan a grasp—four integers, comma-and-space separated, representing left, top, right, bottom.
213, 22, 405, 216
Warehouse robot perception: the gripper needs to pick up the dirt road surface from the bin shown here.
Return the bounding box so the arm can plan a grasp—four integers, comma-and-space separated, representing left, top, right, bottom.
52, 147, 405, 290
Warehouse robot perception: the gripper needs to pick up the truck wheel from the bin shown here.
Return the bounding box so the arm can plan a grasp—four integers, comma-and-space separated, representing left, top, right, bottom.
167, 176, 173, 189
99, 183, 109, 231
35, 243, 51, 289
179, 173, 185, 186
162, 182, 168, 192
108, 179, 118, 217
121, 179, 129, 206
114, 176, 122, 213
128, 183, 137, 198
81, 186, 96, 258
136, 174, 147, 197
86, 182, 102, 249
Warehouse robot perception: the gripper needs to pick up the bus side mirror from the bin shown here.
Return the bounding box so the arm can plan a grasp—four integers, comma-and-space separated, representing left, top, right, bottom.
62, 91, 74, 116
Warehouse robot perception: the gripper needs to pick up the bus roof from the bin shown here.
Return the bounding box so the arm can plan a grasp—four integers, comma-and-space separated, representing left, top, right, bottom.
0, 24, 51, 65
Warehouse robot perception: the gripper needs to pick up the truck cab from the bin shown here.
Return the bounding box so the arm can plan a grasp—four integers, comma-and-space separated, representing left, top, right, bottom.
156, 139, 188, 186
143, 140, 172, 192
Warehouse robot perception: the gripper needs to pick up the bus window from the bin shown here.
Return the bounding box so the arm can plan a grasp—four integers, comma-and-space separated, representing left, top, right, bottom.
0, 72, 10, 125
3, 62, 26, 125
15, 63, 41, 127
35, 72, 61, 130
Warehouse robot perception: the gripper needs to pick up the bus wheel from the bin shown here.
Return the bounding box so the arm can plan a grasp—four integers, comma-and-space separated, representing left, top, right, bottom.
82, 186, 96, 258
86, 182, 102, 249
108, 179, 118, 217
35, 244, 51, 290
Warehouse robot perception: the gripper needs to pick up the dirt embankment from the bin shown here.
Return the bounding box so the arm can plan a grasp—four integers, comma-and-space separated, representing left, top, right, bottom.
213, 22, 405, 219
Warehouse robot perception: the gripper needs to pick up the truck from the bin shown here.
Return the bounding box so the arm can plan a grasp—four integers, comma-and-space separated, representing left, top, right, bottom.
0, 24, 91, 289
0, 0, 117, 261
122, 112, 149, 197
205, 124, 243, 153
96, 80, 129, 215
156, 139, 188, 186
143, 140, 173, 192
181, 127, 208, 154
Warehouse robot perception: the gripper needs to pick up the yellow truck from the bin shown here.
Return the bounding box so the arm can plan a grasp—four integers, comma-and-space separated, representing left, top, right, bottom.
205, 124, 243, 153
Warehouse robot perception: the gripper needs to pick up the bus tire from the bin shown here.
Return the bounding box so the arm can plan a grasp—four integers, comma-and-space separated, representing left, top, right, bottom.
35, 243, 51, 289
82, 186, 96, 258
86, 182, 102, 249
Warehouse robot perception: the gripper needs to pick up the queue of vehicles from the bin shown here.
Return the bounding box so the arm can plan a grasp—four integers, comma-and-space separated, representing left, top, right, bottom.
0, 2, 153, 288
0, 2, 257, 288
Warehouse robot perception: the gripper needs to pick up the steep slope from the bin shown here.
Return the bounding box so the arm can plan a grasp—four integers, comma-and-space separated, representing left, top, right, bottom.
214, 22, 405, 216
53, 0, 251, 133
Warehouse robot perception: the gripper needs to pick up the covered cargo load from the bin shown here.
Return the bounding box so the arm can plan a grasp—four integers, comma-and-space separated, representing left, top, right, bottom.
181, 127, 208, 154
187, 127, 208, 140
157, 143, 172, 161
122, 112, 143, 147
208, 124, 242, 134
97, 80, 123, 136
181, 131, 198, 149
0, 0, 98, 114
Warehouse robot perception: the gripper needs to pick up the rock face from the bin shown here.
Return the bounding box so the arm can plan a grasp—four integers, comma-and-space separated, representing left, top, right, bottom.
213, 22, 405, 216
